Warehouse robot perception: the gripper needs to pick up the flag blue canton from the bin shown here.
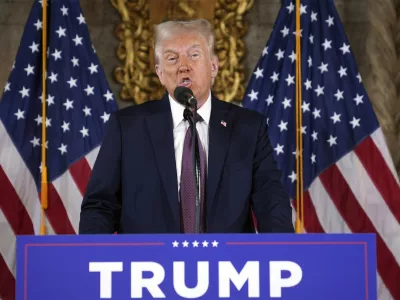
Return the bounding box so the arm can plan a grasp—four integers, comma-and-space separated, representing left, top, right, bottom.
0, 0, 117, 191
242, 0, 380, 199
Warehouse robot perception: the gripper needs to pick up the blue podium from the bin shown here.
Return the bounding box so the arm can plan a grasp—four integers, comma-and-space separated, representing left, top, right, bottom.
16, 233, 376, 299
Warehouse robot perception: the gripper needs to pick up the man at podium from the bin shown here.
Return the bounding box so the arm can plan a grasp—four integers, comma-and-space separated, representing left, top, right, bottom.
79, 19, 294, 234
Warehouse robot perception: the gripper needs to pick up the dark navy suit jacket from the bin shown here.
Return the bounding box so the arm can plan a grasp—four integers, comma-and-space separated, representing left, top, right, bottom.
79, 94, 294, 234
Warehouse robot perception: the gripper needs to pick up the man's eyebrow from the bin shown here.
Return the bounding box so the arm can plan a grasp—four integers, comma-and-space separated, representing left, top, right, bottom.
162, 45, 203, 54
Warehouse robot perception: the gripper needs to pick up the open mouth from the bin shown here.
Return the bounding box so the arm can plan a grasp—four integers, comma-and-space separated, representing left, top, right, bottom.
178, 77, 192, 88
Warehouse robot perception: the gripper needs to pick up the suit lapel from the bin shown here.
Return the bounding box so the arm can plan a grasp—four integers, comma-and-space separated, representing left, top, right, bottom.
206, 96, 233, 215
145, 95, 180, 229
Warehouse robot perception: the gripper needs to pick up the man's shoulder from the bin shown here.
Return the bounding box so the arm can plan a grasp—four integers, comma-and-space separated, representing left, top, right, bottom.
114, 98, 167, 120
214, 97, 266, 126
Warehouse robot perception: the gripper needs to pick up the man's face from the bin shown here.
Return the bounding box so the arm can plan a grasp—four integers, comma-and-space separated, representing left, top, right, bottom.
155, 31, 218, 107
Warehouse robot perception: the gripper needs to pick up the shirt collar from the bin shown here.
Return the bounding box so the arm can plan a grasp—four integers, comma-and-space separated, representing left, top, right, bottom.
169, 91, 211, 129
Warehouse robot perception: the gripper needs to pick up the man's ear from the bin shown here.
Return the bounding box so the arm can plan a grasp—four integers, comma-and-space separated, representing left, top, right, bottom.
155, 64, 165, 85
210, 58, 219, 79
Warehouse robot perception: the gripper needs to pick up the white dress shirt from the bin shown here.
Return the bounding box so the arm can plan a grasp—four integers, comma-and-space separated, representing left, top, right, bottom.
169, 92, 211, 190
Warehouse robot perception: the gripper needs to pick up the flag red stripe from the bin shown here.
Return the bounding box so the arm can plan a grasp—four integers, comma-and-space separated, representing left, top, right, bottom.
41, 184, 75, 234
354, 136, 400, 223
0, 253, 15, 300
292, 191, 325, 233
69, 158, 91, 196
320, 164, 400, 300
0, 166, 34, 235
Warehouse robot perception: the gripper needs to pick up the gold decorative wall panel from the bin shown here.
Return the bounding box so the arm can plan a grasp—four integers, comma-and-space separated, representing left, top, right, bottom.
110, 0, 253, 104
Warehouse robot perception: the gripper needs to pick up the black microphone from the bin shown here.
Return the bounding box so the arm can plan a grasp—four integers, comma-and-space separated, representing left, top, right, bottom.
174, 86, 197, 107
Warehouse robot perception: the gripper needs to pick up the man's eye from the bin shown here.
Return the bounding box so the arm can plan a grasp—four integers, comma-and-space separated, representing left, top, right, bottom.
168, 57, 176, 61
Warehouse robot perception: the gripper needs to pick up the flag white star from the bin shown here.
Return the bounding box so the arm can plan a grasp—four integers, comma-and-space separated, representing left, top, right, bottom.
308, 56, 312, 67
262, 47, 268, 56
327, 135, 337, 147
34, 19, 42, 30
278, 121, 288, 132
350, 117, 361, 128
326, 16, 334, 27
84, 85, 95, 96
45, 118, 52, 127
340, 43, 350, 55
58, 144, 67, 155
73, 35, 83, 46
312, 108, 321, 119
202, 241, 209, 247
253, 67, 263, 79
55, 26, 67, 38
83, 106, 92, 116
182, 240, 189, 247
19, 86, 30, 98
286, 2, 295, 13
288, 171, 296, 183
101, 112, 110, 123
311, 11, 318, 22
311, 131, 318, 141
282, 97, 291, 109
67, 77, 77, 88
29, 41, 39, 53
4, 82, 11, 92
270, 71, 279, 82
31, 137, 40, 147
285, 74, 295, 86
314, 85, 324, 96
309, 35, 314, 44
304, 79, 312, 90
281, 26, 289, 37
172, 241, 179, 247
275, 49, 285, 60
35, 115, 42, 125
274, 143, 284, 155
334, 89, 344, 101
338, 66, 347, 77
318, 62, 328, 73
47, 94, 55, 106
247, 90, 258, 101
77, 13, 86, 24
61, 5, 69, 16
330, 112, 341, 124
212, 240, 219, 247
61, 121, 70, 132
80, 126, 89, 138
289, 51, 296, 63
302, 102, 310, 113
48, 72, 58, 83
52, 49, 62, 61
300, 4, 307, 15
71, 57, 79, 67
24, 64, 35, 76
322, 39, 332, 51
63, 99, 74, 110
353, 94, 364, 105
192, 241, 199, 247
311, 153, 316, 164
88, 63, 98, 74
15, 109, 25, 120
104, 90, 114, 101
265, 95, 274, 105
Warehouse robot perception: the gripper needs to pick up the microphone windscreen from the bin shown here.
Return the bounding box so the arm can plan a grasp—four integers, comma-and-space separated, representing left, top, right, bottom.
173, 86, 194, 105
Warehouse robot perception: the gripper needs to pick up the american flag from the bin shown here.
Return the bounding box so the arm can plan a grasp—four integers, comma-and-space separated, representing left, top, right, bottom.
0, 0, 117, 298
242, 0, 400, 299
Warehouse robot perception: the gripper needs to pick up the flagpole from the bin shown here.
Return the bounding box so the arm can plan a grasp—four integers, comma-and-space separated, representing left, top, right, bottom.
295, 0, 304, 233
40, 0, 48, 235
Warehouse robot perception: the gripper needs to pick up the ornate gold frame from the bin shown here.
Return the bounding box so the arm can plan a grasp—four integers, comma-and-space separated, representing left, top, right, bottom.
110, 0, 254, 104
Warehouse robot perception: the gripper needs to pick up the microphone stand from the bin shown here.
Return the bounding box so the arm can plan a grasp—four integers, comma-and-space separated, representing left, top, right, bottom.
183, 105, 201, 234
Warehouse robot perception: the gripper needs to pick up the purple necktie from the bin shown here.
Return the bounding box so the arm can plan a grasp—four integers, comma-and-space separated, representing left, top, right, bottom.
180, 120, 206, 233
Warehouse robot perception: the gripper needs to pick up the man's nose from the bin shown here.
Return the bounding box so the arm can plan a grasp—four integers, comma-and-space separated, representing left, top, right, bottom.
178, 56, 190, 72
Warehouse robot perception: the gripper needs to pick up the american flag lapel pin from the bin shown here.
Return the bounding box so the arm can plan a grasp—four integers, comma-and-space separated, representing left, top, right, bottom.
221, 120, 227, 127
